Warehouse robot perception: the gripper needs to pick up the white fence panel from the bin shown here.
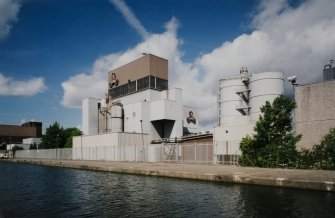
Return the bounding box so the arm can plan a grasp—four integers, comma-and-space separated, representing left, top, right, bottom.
14, 143, 223, 164
15, 148, 72, 160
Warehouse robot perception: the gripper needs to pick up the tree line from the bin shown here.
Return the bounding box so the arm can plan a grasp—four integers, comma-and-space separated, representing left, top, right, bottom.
239, 95, 335, 170
39, 122, 82, 149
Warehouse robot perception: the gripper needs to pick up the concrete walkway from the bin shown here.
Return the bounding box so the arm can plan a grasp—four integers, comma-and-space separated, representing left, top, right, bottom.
5, 158, 335, 192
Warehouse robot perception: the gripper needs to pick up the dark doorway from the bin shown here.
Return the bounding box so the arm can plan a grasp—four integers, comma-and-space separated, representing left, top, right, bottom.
151, 120, 175, 139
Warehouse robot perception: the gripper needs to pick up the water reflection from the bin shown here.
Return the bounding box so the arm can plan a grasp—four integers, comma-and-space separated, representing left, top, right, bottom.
0, 162, 334, 217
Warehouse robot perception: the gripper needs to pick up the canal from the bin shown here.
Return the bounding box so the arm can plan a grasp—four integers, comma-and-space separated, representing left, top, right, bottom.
0, 162, 334, 217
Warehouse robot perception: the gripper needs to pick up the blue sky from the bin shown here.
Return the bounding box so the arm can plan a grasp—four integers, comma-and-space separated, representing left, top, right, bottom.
0, 0, 335, 131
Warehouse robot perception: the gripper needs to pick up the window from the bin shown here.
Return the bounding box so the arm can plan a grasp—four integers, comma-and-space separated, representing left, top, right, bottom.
109, 76, 168, 99
156, 77, 168, 90
150, 76, 155, 89
128, 81, 136, 93
109, 83, 128, 99
137, 76, 149, 91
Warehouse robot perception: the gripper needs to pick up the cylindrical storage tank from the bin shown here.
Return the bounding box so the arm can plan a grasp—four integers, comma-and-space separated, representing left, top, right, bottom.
249, 71, 284, 121
109, 103, 123, 132
219, 77, 247, 125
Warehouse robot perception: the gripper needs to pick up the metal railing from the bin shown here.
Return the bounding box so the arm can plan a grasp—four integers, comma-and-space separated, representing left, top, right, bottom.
160, 143, 214, 164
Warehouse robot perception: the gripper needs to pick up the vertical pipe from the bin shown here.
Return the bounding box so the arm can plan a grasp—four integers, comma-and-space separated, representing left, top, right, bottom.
106, 111, 108, 133
81, 135, 83, 160
140, 120, 144, 161
194, 144, 196, 163
217, 80, 220, 126
226, 141, 228, 164
214, 142, 217, 164
160, 143, 163, 162
206, 143, 208, 164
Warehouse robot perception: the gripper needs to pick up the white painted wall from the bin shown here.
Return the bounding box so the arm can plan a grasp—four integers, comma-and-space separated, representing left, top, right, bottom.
118, 88, 187, 140
114, 89, 161, 105
22, 138, 42, 145
123, 102, 145, 134
7, 144, 31, 150
72, 132, 149, 161
214, 123, 254, 155
73, 132, 119, 148
150, 100, 177, 121
82, 98, 100, 135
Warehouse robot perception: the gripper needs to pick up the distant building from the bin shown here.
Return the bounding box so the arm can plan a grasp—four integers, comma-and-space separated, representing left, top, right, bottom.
22, 137, 42, 145
323, 60, 335, 81
7, 144, 31, 150
0, 121, 42, 146
214, 68, 284, 164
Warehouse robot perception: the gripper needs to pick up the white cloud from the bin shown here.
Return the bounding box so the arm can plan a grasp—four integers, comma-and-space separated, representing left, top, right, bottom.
0, 0, 21, 39
110, 0, 149, 39
61, 0, 335, 129
61, 18, 180, 108
0, 74, 47, 96
192, 0, 335, 125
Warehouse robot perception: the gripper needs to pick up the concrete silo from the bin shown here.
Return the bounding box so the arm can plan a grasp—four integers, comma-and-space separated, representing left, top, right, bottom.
218, 76, 249, 126
249, 71, 284, 121
109, 102, 124, 133
214, 68, 284, 164
217, 67, 251, 126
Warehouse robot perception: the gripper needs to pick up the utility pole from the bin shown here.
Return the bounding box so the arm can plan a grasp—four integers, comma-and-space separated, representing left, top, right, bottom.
56, 134, 59, 160
140, 120, 144, 161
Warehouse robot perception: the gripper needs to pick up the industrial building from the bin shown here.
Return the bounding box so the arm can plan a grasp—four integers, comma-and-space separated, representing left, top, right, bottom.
0, 121, 42, 147
73, 54, 199, 161
214, 68, 284, 164
295, 61, 335, 149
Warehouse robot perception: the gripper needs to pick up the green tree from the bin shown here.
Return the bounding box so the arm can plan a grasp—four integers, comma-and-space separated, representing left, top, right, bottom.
296, 148, 314, 169
239, 136, 257, 166
239, 95, 301, 168
310, 128, 335, 170
64, 127, 82, 148
40, 122, 66, 149
12, 145, 24, 153
29, 143, 38, 150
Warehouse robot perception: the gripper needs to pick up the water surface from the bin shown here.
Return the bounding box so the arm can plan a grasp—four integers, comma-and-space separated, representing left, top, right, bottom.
0, 162, 334, 217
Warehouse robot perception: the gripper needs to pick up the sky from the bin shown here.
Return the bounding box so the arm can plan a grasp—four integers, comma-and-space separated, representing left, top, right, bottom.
0, 0, 334, 132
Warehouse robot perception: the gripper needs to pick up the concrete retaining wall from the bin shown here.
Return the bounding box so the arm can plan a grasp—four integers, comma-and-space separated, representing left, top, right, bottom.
8, 159, 335, 192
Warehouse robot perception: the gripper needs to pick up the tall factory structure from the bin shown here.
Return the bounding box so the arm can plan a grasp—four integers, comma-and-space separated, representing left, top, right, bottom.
74, 54, 198, 161
214, 68, 284, 163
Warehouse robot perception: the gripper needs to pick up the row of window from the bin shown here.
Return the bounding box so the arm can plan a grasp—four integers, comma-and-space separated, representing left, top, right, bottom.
109, 76, 168, 99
